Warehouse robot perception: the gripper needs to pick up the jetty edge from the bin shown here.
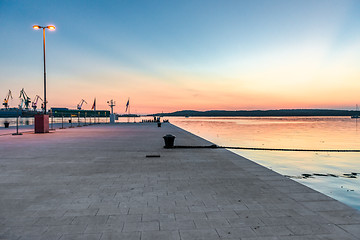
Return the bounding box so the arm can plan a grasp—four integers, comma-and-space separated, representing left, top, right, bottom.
0, 123, 359, 240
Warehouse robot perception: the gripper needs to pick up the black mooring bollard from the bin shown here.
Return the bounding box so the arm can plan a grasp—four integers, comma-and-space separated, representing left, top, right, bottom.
163, 134, 175, 148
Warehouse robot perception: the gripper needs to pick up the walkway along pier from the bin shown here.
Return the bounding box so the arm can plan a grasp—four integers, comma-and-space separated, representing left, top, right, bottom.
0, 123, 359, 239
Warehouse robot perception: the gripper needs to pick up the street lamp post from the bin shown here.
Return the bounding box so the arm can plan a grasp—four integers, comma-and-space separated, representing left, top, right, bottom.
32, 25, 55, 114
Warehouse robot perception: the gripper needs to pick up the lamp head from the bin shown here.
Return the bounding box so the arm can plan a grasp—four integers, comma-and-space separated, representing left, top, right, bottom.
47, 25, 55, 30
33, 25, 40, 30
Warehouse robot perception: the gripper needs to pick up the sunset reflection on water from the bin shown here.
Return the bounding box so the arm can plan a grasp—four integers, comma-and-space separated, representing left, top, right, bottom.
171, 116, 360, 210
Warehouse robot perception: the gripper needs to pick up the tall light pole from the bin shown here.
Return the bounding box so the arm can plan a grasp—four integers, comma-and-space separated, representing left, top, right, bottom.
32, 25, 55, 114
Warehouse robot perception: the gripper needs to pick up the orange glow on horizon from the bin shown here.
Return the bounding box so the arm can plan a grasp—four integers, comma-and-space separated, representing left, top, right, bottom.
25, 34, 359, 114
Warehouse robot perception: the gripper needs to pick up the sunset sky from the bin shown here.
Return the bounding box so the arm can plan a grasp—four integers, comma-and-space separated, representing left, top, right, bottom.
1, 0, 360, 114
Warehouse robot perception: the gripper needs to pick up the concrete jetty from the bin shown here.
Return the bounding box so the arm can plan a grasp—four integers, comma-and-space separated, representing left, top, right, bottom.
0, 123, 359, 240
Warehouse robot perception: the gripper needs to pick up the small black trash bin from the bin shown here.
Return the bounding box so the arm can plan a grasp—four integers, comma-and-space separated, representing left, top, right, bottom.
69, 120, 72, 123
4, 122, 9, 128
157, 122, 161, 127
163, 134, 175, 148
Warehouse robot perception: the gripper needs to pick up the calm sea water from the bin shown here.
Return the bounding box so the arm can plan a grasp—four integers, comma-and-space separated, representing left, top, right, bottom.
170, 116, 360, 210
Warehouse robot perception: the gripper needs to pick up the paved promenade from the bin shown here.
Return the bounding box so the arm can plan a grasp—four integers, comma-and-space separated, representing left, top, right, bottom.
0, 123, 359, 240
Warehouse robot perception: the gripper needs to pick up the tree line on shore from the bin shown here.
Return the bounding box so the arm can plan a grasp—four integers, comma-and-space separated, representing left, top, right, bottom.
153, 109, 358, 117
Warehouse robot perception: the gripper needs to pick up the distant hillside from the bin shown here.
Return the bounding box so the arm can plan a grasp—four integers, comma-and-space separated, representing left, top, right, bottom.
153, 109, 358, 117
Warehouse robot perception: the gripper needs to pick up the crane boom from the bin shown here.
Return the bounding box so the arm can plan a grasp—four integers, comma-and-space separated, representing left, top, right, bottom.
77, 99, 87, 110
32, 95, 43, 111
3, 90, 13, 109
19, 88, 31, 109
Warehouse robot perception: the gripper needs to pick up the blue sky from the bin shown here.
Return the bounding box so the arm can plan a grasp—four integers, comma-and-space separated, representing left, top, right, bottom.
1, 0, 360, 113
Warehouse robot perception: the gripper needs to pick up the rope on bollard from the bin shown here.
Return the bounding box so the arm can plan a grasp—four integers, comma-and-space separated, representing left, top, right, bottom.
173, 145, 360, 152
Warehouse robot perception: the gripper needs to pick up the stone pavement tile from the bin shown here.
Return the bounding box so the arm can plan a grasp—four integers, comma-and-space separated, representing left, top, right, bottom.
194, 218, 230, 229
180, 229, 220, 240
35, 231, 64, 240
175, 199, 204, 207
228, 217, 265, 227
245, 203, 278, 211
123, 221, 159, 232
246, 236, 282, 240
34, 216, 75, 226
64, 208, 99, 217
235, 210, 271, 218
71, 215, 108, 225
32, 209, 67, 217
275, 185, 316, 194
58, 203, 91, 210
6, 226, 48, 239
148, 201, 177, 208
292, 207, 318, 216
151, 194, 177, 201
216, 227, 256, 239
317, 210, 360, 224
285, 224, 333, 235
97, 207, 129, 216
46, 224, 87, 235
253, 193, 295, 204
107, 214, 142, 224
0, 226, 10, 236
160, 220, 195, 231
84, 223, 123, 234
25, 203, 60, 211
292, 215, 331, 225
206, 211, 239, 220
264, 180, 301, 188
251, 226, 292, 236
323, 223, 360, 236
217, 204, 248, 211
316, 233, 359, 240
60, 233, 101, 240
129, 206, 159, 214
141, 230, 180, 240
287, 192, 333, 202
160, 206, 190, 214
338, 224, 360, 236
258, 174, 288, 181
117, 202, 133, 209
270, 203, 306, 211
100, 231, 141, 240
175, 212, 207, 221
90, 202, 120, 209
130, 195, 157, 204
300, 201, 352, 212
113, 194, 131, 202
203, 197, 231, 205
259, 216, 298, 226
71, 197, 100, 204
264, 210, 300, 218
142, 213, 175, 222
0, 228, 19, 240
2, 216, 40, 227
278, 236, 317, 240
189, 206, 219, 212
242, 237, 279, 240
